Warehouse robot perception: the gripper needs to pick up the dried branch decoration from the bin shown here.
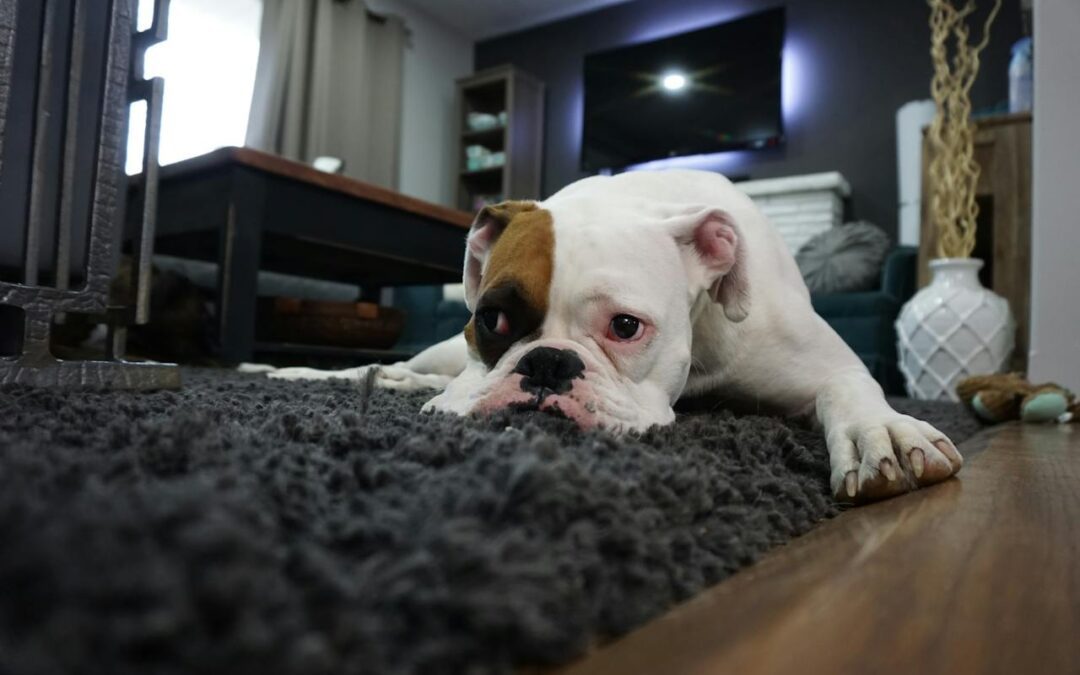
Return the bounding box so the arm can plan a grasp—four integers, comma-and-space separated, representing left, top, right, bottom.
926, 0, 1002, 259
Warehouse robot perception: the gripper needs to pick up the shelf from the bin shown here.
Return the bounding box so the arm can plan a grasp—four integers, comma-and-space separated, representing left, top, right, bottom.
460, 165, 504, 178
462, 126, 506, 150
462, 79, 506, 96
462, 82, 507, 112
462, 125, 505, 139
253, 341, 415, 365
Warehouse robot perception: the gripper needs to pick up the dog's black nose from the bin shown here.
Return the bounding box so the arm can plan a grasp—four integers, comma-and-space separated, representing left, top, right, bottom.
513, 347, 585, 397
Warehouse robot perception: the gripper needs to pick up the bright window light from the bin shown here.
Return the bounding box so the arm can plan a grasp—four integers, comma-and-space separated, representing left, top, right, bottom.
126, 0, 262, 174
661, 71, 688, 92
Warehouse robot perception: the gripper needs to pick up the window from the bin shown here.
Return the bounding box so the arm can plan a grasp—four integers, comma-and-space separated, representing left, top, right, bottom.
126, 0, 262, 174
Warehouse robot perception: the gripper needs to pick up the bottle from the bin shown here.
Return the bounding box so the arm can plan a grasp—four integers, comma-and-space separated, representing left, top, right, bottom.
1009, 37, 1033, 113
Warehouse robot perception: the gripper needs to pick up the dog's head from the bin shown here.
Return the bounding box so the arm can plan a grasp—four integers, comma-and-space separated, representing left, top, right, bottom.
423, 189, 750, 432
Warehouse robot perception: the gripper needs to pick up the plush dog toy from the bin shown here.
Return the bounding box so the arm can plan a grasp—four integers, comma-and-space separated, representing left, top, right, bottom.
956, 372, 1079, 424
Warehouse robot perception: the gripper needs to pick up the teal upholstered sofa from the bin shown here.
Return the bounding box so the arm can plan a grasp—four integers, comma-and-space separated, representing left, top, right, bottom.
393, 245, 918, 396
809, 246, 918, 396
392, 286, 472, 356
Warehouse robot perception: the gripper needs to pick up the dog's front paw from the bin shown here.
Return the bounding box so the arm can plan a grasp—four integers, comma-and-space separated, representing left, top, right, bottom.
265, 363, 452, 391
237, 362, 278, 374
372, 365, 454, 391
827, 416, 963, 502
266, 366, 369, 381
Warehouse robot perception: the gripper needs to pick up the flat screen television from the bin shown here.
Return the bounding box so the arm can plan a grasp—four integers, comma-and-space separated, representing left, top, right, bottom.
581, 8, 785, 171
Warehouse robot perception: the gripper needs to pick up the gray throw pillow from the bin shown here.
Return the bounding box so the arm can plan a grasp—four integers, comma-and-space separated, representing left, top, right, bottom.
795, 222, 891, 295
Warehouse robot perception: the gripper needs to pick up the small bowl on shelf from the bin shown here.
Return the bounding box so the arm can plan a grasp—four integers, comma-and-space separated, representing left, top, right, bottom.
466, 112, 499, 131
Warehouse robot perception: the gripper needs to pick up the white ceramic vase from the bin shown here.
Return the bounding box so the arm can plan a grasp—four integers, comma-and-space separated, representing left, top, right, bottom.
896, 258, 1015, 401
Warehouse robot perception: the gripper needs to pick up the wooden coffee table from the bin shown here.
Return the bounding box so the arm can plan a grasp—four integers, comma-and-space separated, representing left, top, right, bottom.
129, 147, 472, 364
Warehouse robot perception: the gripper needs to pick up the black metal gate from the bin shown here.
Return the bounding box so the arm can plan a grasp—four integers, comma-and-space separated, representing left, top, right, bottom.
0, 0, 178, 388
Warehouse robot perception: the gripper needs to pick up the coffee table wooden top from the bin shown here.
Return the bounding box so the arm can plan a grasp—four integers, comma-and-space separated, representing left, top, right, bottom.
554, 422, 1080, 675
158, 146, 475, 230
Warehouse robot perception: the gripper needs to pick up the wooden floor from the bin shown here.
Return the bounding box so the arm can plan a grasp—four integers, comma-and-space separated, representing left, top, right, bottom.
554, 423, 1080, 675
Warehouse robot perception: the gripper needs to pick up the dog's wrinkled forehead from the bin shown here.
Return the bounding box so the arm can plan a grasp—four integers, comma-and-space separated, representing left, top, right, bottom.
463, 203, 555, 367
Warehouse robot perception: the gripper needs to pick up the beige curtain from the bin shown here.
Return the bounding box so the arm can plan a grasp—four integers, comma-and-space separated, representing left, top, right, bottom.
246, 0, 406, 188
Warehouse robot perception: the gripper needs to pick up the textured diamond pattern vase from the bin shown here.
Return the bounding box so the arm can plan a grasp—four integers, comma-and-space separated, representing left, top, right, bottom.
896, 258, 1015, 401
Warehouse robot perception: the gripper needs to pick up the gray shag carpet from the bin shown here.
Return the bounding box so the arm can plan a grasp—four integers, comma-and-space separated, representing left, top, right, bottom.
0, 368, 981, 675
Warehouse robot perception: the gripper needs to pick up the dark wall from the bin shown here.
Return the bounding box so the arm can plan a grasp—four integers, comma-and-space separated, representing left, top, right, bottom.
475, 0, 1023, 238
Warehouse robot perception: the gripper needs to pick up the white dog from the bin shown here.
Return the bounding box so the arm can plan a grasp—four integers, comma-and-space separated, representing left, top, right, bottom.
262, 170, 962, 501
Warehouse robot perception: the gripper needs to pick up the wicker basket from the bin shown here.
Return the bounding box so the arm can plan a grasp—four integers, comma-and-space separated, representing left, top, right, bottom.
256, 297, 405, 349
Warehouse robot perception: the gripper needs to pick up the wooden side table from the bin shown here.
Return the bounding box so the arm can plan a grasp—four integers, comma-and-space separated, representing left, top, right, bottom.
919, 112, 1032, 371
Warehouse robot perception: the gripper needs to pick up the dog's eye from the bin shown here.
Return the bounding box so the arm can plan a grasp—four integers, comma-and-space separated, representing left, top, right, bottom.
478, 308, 511, 336
608, 314, 643, 342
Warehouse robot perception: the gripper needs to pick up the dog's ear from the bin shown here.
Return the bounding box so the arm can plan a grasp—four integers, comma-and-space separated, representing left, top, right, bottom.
463, 200, 538, 310
671, 208, 750, 322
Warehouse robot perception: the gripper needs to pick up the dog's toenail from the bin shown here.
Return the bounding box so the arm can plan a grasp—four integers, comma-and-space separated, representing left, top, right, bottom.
911, 448, 925, 478
880, 458, 898, 482
845, 471, 858, 498
935, 439, 962, 468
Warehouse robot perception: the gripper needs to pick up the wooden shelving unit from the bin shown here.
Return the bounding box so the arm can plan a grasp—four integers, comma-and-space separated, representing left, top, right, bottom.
454, 65, 544, 212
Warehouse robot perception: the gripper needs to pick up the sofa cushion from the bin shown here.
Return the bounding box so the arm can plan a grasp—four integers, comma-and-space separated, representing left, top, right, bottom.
796, 222, 891, 294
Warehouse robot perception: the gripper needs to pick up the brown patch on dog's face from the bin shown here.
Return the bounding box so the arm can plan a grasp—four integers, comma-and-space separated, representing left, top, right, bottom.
480, 207, 554, 309
464, 206, 554, 368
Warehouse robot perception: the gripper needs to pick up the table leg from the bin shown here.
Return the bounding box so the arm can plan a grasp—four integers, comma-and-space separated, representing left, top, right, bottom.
216, 169, 265, 363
